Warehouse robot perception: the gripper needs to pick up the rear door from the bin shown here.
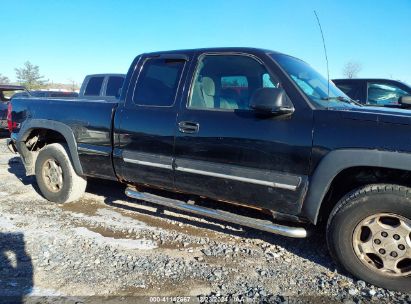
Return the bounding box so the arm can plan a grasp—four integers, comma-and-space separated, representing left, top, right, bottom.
173, 52, 313, 214
114, 54, 189, 189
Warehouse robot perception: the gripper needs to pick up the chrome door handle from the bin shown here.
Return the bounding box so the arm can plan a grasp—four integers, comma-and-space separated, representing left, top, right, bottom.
178, 121, 200, 134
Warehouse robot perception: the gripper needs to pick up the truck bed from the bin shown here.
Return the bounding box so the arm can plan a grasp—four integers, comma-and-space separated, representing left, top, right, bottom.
11, 97, 118, 179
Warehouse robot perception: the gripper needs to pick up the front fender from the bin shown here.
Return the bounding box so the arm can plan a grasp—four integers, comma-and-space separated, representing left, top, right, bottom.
302, 149, 411, 224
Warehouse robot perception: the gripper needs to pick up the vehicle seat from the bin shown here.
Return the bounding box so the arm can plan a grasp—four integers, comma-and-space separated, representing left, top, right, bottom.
200, 77, 216, 108
189, 79, 206, 108
201, 77, 238, 110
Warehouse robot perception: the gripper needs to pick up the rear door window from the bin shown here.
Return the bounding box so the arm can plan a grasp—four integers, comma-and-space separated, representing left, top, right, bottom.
106, 76, 124, 97
133, 58, 185, 107
84, 77, 104, 96
367, 82, 408, 105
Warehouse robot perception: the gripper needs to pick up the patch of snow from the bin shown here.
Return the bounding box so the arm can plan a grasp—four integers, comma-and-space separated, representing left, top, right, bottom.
28, 286, 63, 296
0, 216, 17, 230
73, 227, 157, 250
68, 208, 157, 232
96, 208, 149, 228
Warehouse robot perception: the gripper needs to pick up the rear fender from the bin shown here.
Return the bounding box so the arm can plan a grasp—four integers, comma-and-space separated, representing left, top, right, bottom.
16, 119, 83, 176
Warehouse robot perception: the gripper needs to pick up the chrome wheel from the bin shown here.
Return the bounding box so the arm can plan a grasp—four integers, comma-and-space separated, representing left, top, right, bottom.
353, 213, 411, 277
41, 158, 63, 193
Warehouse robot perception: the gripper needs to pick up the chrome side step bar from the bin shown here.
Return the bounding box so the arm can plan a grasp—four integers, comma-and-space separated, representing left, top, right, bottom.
125, 188, 308, 238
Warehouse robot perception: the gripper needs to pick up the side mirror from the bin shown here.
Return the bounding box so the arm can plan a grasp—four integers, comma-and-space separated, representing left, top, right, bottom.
250, 88, 294, 116
399, 95, 411, 108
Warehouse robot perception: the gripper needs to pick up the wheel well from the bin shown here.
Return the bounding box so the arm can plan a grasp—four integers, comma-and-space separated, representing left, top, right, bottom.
317, 166, 411, 225
24, 128, 67, 151
18, 128, 69, 175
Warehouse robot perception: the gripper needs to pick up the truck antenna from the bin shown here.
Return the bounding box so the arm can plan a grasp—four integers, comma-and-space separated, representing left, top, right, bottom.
314, 10, 330, 99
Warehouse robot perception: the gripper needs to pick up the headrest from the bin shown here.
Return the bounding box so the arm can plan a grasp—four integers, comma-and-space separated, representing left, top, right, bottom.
202, 77, 215, 96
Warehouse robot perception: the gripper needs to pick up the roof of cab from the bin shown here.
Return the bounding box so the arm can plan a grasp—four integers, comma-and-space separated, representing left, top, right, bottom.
334, 78, 408, 83
333, 78, 411, 88
143, 47, 283, 56
84, 73, 126, 78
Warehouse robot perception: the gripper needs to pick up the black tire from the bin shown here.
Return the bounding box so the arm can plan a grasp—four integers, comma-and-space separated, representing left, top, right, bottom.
35, 143, 87, 203
327, 184, 411, 293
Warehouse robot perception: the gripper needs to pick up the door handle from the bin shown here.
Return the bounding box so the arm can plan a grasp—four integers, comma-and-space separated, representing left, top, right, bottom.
178, 121, 200, 134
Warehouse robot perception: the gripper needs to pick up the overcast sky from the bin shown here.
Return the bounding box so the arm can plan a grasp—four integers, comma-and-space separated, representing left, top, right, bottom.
1, 0, 410, 85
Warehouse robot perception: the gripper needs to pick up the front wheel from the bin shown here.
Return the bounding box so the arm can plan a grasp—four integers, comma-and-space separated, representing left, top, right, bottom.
35, 143, 87, 203
327, 184, 411, 293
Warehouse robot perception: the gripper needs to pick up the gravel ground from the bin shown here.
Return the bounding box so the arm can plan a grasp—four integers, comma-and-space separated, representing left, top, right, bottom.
0, 138, 410, 303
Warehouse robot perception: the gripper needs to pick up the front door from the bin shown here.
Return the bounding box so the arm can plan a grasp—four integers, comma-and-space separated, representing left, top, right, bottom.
174, 53, 313, 215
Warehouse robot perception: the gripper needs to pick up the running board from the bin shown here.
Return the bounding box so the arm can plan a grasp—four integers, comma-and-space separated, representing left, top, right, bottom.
125, 188, 308, 238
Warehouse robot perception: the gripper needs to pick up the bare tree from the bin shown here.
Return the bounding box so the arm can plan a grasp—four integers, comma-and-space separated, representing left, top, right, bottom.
68, 78, 79, 92
0, 74, 10, 84
342, 61, 362, 79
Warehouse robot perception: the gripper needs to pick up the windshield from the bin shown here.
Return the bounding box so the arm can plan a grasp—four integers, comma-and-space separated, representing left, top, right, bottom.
271, 53, 357, 108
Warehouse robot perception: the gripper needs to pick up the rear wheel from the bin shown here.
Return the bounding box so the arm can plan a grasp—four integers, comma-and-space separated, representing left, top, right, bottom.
327, 184, 411, 293
35, 143, 87, 203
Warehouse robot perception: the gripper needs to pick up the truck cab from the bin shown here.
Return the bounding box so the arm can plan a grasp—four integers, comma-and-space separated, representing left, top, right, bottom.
113, 50, 313, 217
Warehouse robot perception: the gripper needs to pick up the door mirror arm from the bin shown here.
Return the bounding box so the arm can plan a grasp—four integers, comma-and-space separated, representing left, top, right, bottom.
270, 106, 295, 115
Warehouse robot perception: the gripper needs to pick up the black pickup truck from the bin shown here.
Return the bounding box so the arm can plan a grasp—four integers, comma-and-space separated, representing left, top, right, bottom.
7, 48, 411, 292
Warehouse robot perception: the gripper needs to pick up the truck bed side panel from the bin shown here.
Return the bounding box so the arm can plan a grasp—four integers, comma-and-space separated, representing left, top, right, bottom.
12, 98, 118, 180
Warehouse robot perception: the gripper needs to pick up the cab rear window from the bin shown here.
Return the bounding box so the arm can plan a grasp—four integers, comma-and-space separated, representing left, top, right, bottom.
84, 77, 104, 96
106, 76, 124, 97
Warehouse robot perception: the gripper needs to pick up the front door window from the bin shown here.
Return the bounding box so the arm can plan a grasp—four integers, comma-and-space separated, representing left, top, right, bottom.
187, 55, 280, 111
